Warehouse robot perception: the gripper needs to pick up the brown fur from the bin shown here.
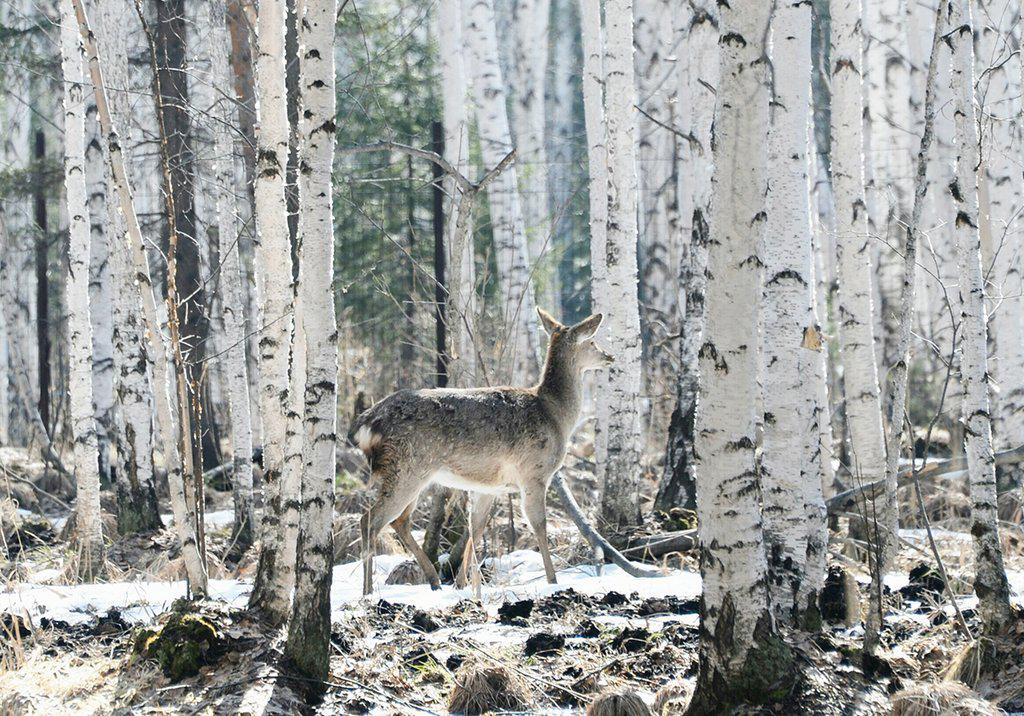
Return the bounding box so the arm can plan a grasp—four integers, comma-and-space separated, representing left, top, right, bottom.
355, 309, 611, 593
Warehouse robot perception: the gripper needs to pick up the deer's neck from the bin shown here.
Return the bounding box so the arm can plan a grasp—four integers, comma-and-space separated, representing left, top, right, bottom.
537, 357, 582, 432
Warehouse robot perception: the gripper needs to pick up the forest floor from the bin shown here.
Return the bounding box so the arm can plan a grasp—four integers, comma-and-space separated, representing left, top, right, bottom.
1, 450, 1024, 714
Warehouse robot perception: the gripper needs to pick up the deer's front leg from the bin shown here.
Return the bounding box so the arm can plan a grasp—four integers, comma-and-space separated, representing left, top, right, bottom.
362, 476, 419, 595
521, 483, 557, 584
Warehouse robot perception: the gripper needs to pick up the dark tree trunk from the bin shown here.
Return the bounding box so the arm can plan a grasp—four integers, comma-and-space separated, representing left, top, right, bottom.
399, 152, 417, 382
154, 0, 214, 476
432, 121, 448, 388
33, 129, 51, 433
655, 394, 697, 512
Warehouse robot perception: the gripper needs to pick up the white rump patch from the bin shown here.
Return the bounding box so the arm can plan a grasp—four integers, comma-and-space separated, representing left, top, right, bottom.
355, 425, 380, 453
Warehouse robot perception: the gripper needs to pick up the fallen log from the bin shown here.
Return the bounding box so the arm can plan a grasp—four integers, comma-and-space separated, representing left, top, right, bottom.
620, 529, 699, 559
826, 444, 1024, 517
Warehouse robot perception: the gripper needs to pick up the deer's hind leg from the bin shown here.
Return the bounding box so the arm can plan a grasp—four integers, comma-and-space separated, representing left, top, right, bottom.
361, 467, 424, 596
391, 501, 441, 590
455, 492, 496, 589
521, 480, 557, 584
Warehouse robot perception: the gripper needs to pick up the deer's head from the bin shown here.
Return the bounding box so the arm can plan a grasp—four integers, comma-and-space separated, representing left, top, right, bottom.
537, 308, 613, 372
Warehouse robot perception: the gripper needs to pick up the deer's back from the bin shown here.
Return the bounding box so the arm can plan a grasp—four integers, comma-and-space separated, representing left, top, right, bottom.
355, 387, 565, 491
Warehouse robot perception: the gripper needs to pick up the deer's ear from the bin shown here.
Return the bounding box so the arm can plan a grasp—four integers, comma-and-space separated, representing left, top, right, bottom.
572, 313, 603, 340
537, 308, 563, 335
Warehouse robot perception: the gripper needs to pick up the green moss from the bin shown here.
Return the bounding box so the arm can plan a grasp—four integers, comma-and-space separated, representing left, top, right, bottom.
733, 628, 796, 705
135, 612, 221, 681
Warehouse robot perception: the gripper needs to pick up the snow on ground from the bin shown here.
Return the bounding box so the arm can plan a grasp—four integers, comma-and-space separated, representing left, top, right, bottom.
0, 550, 701, 627
898, 528, 973, 545
2, 536, 1021, 630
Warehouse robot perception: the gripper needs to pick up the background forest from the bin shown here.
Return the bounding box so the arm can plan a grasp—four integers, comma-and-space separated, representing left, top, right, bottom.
0, 0, 1023, 713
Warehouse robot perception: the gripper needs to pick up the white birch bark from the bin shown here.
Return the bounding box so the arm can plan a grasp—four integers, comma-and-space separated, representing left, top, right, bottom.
579, 0, 608, 479
948, 0, 1013, 635
283, 0, 338, 682
205, 0, 256, 547
656, 0, 717, 512
691, 0, 782, 704
596, 0, 644, 529
865, 0, 915, 368
61, 0, 104, 579
439, 0, 477, 387
464, 0, 541, 384
830, 0, 894, 569
810, 154, 840, 509
636, 0, 681, 442
762, 0, 822, 624
85, 73, 114, 481
974, 0, 1024, 461
802, 183, 835, 618
95, 0, 162, 534
248, 0, 299, 623
579, 0, 606, 295
511, 0, 555, 311
70, 0, 207, 595
877, 0, 950, 641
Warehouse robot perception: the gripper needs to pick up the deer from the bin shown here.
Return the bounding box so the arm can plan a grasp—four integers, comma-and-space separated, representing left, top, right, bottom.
352, 308, 613, 595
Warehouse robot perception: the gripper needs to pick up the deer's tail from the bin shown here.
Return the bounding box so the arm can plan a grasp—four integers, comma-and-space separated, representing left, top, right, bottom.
348, 406, 384, 459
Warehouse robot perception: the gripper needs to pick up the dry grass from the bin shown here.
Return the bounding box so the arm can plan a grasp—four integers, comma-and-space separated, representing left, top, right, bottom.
447, 659, 532, 715
0, 638, 118, 714
892, 681, 1000, 715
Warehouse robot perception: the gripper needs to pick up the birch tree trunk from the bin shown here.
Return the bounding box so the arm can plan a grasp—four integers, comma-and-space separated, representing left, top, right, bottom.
248, 0, 299, 624
635, 0, 681, 443
85, 70, 114, 485
439, 0, 477, 388
61, 0, 104, 579
948, 0, 1013, 636
865, 0, 915, 369
70, 0, 207, 595
655, 0, 717, 513
206, 0, 256, 548
578, 0, 609, 499
579, 0, 606, 306
877, 0, 949, 638
464, 0, 541, 384
762, 0, 823, 624
511, 0, 555, 311
974, 0, 1024, 470
283, 0, 338, 683
690, 0, 792, 706
595, 0, 644, 530
95, 0, 162, 535
830, 0, 894, 592
802, 172, 835, 622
